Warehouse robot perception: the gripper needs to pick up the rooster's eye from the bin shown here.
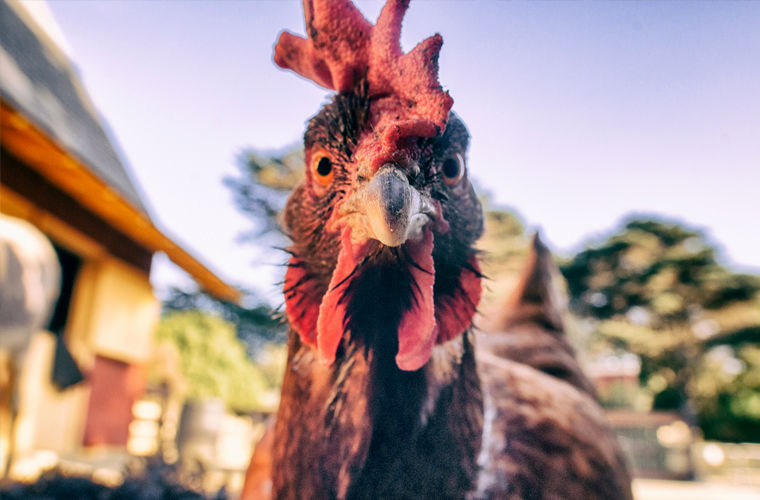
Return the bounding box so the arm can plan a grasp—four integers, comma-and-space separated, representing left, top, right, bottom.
442, 153, 465, 186
312, 150, 334, 187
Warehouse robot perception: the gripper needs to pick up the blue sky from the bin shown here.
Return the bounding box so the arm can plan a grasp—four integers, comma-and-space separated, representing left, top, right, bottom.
34, 0, 760, 299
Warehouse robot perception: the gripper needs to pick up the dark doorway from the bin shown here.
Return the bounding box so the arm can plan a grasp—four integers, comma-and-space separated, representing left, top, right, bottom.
48, 244, 84, 389
47, 244, 81, 335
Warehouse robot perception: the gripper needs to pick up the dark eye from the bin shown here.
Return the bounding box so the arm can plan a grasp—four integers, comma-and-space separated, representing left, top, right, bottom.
442, 153, 465, 186
317, 157, 332, 176
311, 149, 334, 187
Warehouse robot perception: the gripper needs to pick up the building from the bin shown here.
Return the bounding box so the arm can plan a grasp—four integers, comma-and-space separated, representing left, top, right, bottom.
0, 0, 238, 466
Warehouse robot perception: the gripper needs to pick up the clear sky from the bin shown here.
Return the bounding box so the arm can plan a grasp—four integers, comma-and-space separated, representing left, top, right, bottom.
32, 0, 760, 301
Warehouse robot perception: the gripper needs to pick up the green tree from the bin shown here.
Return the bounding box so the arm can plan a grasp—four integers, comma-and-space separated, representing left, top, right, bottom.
560, 217, 760, 441
162, 287, 286, 353
160, 147, 304, 354
155, 148, 308, 412
476, 203, 530, 308
223, 147, 304, 241
154, 311, 285, 413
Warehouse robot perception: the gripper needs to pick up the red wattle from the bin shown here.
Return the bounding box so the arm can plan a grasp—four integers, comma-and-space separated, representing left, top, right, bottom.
316, 228, 371, 365
395, 229, 437, 371
285, 228, 481, 371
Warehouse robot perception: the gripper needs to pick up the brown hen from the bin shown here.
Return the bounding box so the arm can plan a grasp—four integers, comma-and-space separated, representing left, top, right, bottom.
242, 1, 632, 499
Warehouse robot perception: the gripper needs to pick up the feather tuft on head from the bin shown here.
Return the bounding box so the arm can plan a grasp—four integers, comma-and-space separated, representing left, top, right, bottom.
275, 0, 453, 169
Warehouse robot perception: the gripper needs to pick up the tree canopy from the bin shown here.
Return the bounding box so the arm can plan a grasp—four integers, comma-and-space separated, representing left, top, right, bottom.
162, 287, 286, 353
223, 148, 304, 241
153, 311, 285, 413
560, 217, 760, 442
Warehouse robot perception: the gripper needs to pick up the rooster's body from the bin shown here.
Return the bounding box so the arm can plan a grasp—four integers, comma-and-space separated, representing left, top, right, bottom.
242, 1, 632, 499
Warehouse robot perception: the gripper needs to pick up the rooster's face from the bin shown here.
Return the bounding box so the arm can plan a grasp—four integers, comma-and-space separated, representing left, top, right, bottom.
275, 0, 482, 370
283, 90, 483, 371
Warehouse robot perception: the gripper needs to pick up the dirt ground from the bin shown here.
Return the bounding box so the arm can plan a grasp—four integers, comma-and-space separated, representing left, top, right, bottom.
633, 479, 760, 500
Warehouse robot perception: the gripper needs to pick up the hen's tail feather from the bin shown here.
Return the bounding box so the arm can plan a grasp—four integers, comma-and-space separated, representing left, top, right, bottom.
480, 232, 596, 396
475, 232, 633, 500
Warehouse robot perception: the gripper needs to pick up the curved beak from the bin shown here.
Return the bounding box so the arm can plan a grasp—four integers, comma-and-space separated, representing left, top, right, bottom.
363, 165, 435, 247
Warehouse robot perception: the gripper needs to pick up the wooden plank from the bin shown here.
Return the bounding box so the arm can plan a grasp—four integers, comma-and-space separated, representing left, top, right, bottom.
1, 151, 152, 272
0, 185, 106, 261
1, 99, 240, 302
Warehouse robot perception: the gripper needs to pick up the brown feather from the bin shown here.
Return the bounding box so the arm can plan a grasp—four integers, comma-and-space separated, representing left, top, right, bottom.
479, 233, 596, 395
473, 235, 633, 499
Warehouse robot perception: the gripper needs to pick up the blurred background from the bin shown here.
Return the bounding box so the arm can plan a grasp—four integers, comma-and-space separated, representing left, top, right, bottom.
1, 1, 758, 498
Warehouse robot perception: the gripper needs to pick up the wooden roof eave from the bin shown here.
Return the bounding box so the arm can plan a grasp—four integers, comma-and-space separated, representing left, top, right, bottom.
0, 98, 241, 304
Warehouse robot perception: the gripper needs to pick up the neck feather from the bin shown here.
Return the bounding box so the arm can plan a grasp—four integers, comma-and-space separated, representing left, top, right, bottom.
271, 324, 483, 500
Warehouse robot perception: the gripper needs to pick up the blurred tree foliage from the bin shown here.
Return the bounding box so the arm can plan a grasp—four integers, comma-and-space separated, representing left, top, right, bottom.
163, 287, 286, 353
223, 148, 304, 241
560, 218, 760, 442
154, 311, 286, 413
476, 203, 529, 308
154, 148, 308, 413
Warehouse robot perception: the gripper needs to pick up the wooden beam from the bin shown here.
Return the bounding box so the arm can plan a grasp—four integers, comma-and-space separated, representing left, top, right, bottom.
1, 99, 240, 303
1, 151, 152, 272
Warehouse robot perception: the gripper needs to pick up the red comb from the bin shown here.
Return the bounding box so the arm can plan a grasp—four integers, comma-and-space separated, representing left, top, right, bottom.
275, 0, 453, 150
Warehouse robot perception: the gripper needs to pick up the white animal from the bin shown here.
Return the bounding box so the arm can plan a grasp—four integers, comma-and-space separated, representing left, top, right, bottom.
0, 214, 61, 476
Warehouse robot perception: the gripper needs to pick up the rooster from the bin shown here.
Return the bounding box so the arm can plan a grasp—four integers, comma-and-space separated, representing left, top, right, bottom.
243, 1, 632, 499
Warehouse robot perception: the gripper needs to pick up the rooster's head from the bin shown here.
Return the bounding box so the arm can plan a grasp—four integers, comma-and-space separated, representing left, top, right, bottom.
279, 0, 483, 371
